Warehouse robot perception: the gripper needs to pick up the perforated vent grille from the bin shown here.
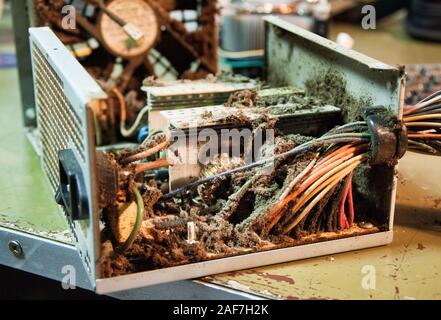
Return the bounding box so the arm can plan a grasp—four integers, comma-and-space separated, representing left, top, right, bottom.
32, 44, 86, 191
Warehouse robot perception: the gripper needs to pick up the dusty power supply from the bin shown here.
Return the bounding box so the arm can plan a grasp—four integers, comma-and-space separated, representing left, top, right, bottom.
29, 17, 407, 293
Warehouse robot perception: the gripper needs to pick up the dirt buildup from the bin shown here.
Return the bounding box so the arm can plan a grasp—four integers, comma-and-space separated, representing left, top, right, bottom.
226, 89, 257, 108
255, 87, 304, 106
99, 129, 330, 276
273, 134, 314, 154
225, 85, 333, 120
95, 151, 120, 208
117, 133, 167, 162
305, 69, 372, 121
197, 155, 244, 205
100, 240, 133, 277
237, 135, 316, 235
201, 110, 213, 119
99, 138, 380, 277
214, 72, 261, 87
142, 183, 162, 218
98, 80, 381, 277
265, 94, 325, 115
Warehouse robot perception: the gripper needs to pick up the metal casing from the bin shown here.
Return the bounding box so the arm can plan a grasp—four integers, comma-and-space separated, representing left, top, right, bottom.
29, 27, 106, 284
30, 18, 405, 293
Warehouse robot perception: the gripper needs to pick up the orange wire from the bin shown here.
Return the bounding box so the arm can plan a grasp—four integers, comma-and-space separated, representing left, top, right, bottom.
405, 122, 441, 128
264, 148, 365, 233
314, 144, 368, 173
404, 114, 441, 123
315, 144, 353, 168
122, 140, 169, 164
339, 176, 351, 229
281, 159, 364, 234
404, 105, 421, 116
408, 133, 441, 139
134, 158, 170, 175
111, 87, 126, 123
298, 151, 362, 194
404, 94, 441, 116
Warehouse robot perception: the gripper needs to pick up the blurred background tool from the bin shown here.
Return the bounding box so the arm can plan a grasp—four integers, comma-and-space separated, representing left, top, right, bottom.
218, 0, 360, 77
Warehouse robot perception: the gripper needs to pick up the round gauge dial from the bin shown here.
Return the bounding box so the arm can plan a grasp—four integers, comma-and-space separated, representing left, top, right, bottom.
98, 0, 159, 58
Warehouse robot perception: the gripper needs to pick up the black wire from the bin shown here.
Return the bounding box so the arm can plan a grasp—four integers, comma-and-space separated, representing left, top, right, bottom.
160, 135, 370, 201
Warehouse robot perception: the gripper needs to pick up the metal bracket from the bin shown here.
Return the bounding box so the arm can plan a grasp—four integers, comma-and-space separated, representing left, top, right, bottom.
364, 107, 408, 166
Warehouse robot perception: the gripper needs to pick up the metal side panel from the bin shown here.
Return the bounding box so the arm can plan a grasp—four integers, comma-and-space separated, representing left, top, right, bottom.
28, 27, 105, 287
264, 16, 406, 119
0, 227, 94, 291
96, 231, 393, 294
264, 16, 404, 239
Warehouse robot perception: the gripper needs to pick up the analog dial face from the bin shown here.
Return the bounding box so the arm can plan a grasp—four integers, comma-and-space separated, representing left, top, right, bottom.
99, 0, 159, 58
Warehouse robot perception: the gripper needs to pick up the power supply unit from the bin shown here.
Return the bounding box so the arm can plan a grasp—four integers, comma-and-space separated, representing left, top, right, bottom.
29, 16, 406, 293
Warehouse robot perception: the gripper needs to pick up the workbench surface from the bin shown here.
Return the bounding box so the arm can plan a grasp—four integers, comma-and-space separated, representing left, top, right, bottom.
1, 11, 441, 299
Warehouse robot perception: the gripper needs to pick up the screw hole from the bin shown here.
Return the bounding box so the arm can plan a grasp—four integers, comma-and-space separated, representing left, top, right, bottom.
8, 241, 24, 258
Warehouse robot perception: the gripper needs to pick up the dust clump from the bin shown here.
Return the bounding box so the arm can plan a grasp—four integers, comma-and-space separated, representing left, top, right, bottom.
305, 69, 372, 121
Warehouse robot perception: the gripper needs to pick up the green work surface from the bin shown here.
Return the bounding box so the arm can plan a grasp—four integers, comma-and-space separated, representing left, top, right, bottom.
0, 10, 441, 298
0, 8, 70, 242
0, 67, 71, 243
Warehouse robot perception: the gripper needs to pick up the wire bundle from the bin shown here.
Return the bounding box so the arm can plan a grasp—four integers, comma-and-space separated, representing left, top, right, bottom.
116, 122, 372, 250
263, 141, 369, 236
404, 89, 441, 155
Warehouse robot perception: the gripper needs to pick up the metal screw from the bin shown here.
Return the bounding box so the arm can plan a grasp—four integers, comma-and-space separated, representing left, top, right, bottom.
8, 240, 24, 258
25, 108, 36, 120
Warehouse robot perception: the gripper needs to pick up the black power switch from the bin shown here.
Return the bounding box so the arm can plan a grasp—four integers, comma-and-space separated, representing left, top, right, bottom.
56, 149, 89, 221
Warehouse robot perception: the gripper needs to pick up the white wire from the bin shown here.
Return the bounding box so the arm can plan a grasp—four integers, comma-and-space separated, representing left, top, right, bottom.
120, 105, 151, 137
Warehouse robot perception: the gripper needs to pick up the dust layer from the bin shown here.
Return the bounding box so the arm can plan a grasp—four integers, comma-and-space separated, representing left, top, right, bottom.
305, 69, 372, 122
99, 79, 384, 277
99, 132, 381, 277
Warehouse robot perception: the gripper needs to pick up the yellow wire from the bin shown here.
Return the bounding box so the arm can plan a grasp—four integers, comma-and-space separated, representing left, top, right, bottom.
404, 114, 441, 123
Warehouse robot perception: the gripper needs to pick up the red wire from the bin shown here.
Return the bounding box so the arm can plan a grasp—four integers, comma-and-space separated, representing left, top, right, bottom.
341, 210, 349, 229
347, 174, 355, 226
339, 179, 350, 229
